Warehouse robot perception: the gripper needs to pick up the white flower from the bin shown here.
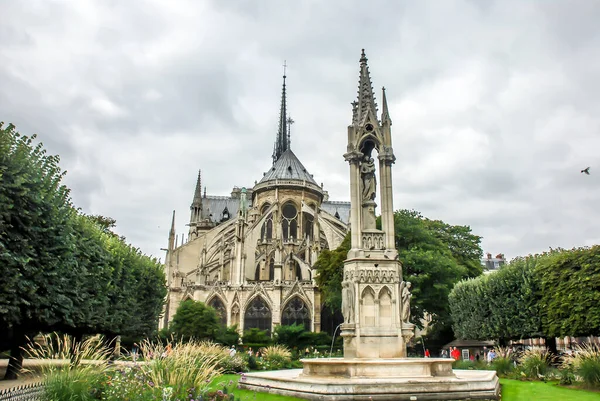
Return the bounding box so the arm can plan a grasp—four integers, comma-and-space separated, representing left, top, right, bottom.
162, 386, 174, 401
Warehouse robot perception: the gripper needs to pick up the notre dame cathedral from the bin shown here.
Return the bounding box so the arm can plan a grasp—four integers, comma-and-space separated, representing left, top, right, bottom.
161, 51, 387, 335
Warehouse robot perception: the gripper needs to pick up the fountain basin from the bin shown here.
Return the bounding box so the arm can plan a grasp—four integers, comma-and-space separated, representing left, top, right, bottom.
239, 358, 499, 400
301, 357, 455, 378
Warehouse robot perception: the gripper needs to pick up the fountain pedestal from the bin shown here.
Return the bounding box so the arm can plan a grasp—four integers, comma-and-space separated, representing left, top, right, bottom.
239, 51, 499, 400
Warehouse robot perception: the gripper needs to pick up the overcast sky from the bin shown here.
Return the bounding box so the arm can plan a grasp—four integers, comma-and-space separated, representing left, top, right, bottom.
2, 0, 599, 261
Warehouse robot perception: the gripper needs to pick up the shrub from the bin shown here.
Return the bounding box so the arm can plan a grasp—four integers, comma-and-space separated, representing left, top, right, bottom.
247, 354, 258, 370
490, 346, 514, 376
558, 365, 576, 385
215, 325, 240, 347
139, 339, 224, 398
492, 357, 514, 376
24, 333, 112, 401
242, 328, 271, 347
564, 344, 600, 389
452, 360, 476, 370
298, 331, 333, 348
274, 324, 305, 348
101, 365, 161, 401
170, 300, 220, 341
519, 348, 554, 379
259, 345, 292, 370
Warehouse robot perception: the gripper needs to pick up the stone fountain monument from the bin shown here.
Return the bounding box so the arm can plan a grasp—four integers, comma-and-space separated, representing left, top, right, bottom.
239, 50, 499, 400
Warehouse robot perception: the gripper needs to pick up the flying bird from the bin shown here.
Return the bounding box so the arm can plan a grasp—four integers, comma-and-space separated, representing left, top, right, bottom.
581, 167, 591, 175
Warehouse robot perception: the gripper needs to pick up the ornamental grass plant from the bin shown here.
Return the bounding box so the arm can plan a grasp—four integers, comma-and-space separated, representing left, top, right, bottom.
491, 347, 515, 376
23, 333, 112, 401
138, 339, 225, 398
562, 344, 600, 389
259, 345, 292, 370
519, 348, 555, 379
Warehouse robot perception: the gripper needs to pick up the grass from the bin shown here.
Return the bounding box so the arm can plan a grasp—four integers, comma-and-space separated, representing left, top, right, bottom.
212, 375, 592, 401
500, 379, 600, 401
209, 374, 304, 401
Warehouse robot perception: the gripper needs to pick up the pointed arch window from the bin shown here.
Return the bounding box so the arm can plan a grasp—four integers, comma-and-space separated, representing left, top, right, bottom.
361, 287, 376, 327
208, 297, 227, 327
255, 255, 275, 281
303, 212, 314, 240
379, 287, 392, 327
223, 249, 231, 282
261, 214, 273, 240
281, 297, 311, 330
282, 203, 298, 241
244, 297, 272, 333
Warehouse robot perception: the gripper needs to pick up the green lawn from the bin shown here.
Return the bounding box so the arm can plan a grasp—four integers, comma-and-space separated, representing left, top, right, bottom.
209, 375, 600, 401
500, 379, 600, 401
209, 374, 303, 401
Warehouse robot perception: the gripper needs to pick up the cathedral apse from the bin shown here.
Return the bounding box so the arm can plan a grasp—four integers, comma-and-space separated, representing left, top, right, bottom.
160, 71, 350, 334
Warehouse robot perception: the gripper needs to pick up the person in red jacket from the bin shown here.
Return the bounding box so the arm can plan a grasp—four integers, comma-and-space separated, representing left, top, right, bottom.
424, 349, 431, 358
451, 347, 461, 360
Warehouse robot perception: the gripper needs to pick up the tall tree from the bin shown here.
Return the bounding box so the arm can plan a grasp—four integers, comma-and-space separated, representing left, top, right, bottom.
536, 246, 600, 338
0, 122, 75, 379
170, 300, 220, 341
393, 210, 481, 330
0, 123, 167, 378
313, 210, 482, 339
313, 234, 350, 313
449, 256, 543, 344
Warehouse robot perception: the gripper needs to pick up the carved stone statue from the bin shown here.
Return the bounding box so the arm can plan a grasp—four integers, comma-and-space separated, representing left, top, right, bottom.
342, 281, 355, 324
360, 156, 376, 202
401, 281, 412, 323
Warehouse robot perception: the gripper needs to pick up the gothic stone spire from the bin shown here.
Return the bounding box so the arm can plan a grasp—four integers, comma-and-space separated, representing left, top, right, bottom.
190, 170, 203, 223
168, 209, 176, 251
381, 86, 392, 125
272, 66, 289, 163
353, 49, 378, 127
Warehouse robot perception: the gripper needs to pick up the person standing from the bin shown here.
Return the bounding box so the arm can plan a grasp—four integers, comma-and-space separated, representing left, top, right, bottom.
132, 343, 139, 362
451, 347, 460, 360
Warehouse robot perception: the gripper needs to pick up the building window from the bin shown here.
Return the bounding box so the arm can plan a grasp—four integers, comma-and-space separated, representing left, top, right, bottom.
244, 297, 272, 333
281, 203, 298, 241
261, 215, 273, 240
281, 296, 311, 330
255, 255, 275, 281
261, 203, 271, 215
208, 297, 227, 327
303, 212, 314, 240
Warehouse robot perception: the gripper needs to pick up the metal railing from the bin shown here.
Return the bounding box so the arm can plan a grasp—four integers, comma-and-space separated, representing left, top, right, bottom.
0, 383, 44, 401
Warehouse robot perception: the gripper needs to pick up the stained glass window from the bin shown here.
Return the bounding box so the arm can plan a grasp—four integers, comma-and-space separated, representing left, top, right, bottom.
208, 297, 227, 327
281, 297, 311, 330
244, 297, 272, 333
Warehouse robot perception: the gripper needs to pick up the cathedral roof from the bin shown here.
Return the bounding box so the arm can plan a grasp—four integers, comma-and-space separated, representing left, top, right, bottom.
258, 149, 318, 185
321, 201, 351, 224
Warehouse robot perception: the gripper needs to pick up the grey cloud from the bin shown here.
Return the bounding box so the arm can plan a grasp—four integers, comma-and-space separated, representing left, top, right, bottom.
2, 0, 600, 261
